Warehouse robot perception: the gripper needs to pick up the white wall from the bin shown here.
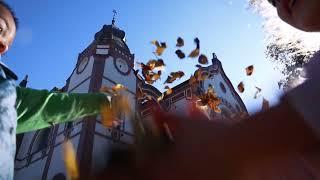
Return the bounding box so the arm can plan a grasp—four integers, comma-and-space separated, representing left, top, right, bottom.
46, 135, 80, 180
14, 158, 47, 180
68, 56, 94, 91
103, 56, 136, 93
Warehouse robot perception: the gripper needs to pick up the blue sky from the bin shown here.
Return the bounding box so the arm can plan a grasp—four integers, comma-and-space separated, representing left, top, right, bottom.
5, 0, 283, 113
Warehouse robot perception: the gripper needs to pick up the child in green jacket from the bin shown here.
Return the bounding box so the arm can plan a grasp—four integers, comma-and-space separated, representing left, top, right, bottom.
0, 2, 109, 179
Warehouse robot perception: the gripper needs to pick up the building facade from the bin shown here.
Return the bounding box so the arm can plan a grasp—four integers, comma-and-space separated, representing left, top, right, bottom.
14, 22, 247, 180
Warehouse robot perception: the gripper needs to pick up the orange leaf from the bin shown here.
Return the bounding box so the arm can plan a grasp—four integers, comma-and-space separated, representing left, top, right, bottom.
63, 141, 79, 180
197, 85, 221, 114
245, 65, 254, 76
198, 54, 208, 65
237, 82, 245, 93
164, 71, 185, 84
146, 59, 166, 71
188, 48, 200, 58
100, 105, 114, 127
165, 85, 173, 95
151, 40, 167, 56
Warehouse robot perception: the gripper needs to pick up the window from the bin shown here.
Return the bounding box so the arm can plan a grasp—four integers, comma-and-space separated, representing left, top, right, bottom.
31, 127, 52, 155
220, 82, 227, 93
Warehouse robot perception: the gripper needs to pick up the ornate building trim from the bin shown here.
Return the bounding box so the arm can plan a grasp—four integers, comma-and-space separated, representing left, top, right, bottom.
213, 60, 248, 112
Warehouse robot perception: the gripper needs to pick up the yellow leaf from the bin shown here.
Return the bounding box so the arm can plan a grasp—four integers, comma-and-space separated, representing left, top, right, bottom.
165, 86, 173, 95
151, 40, 167, 56
157, 94, 164, 102
155, 47, 166, 56
63, 141, 79, 180
112, 84, 127, 92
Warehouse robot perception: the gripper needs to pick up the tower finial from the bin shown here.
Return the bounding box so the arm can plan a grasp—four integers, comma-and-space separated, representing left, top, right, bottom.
112, 9, 117, 26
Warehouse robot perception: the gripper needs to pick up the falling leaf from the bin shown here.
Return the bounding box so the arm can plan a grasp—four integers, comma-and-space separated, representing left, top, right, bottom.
100, 94, 132, 128
146, 59, 166, 71
151, 40, 167, 56
237, 82, 245, 93
245, 65, 254, 76
188, 38, 200, 58
63, 141, 79, 180
175, 50, 186, 59
188, 48, 200, 58
157, 94, 164, 102
176, 37, 184, 47
198, 54, 208, 65
197, 85, 221, 114
164, 85, 173, 95
100, 84, 127, 96
195, 69, 209, 81
164, 71, 185, 84
213, 107, 222, 113
261, 98, 270, 111
144, 70, 161, 84
101, 104, 114, 127
112, 84, 127, 92
254, 86, 262, 99
194, 37, 200, 48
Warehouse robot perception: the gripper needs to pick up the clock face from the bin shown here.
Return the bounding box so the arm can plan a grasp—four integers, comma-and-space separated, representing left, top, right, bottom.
114, 58, 130, 75
77, 57, 89, 74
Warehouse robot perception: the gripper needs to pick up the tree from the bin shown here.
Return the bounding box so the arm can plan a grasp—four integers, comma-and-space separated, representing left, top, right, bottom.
248, 0, 319, 91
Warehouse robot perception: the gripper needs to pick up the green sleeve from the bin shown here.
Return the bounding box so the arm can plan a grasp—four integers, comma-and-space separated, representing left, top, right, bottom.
16, 87, 109, 134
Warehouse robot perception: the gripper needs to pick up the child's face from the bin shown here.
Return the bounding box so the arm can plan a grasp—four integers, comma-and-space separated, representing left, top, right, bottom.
275, 0, 320, 32
0, 4, 16, 55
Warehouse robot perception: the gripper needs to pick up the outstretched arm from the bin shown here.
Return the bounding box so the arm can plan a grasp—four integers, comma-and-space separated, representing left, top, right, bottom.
138, 99, 319, 179
16, 87, 109, 134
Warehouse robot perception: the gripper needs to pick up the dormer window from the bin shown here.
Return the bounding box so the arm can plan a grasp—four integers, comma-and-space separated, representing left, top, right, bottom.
220, 82, 227, 93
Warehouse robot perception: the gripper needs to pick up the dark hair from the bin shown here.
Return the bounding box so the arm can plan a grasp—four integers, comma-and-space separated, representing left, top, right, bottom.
0, 1, 18, 29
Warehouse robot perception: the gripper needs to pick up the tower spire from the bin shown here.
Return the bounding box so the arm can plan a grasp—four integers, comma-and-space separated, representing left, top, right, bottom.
112, 9, 117, 26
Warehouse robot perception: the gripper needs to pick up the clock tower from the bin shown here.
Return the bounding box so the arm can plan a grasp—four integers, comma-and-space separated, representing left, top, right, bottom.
14, 17, 137, 179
